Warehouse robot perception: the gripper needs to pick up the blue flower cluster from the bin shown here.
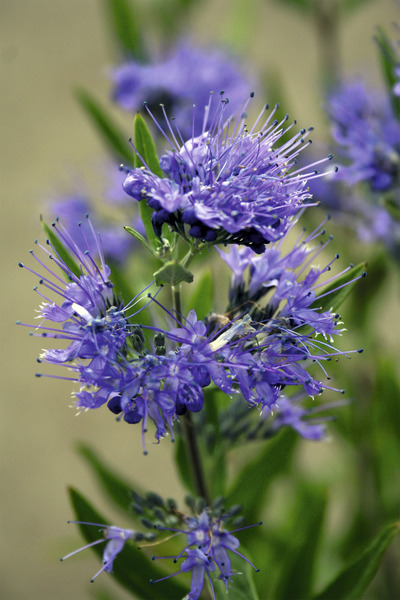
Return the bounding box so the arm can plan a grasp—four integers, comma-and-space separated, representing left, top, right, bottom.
20, 83, 366, 597
151, 509, 260, 599
61, 508, 260, 599
123, 95, 330, 253
19, 210, 363, 454
111, 40, 256, 139
327, 80, 400, 192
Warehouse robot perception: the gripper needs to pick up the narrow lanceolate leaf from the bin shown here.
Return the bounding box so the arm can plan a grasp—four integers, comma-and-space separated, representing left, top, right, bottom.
312, 262, 367, 314
383, 195, 400, 223
214, 547, 260, 600
124, 226, 158, 256
76, 443, 137, 516
132, 113, 166, 247
133, 113, 163, 176
375, 27, 400, 119
273, 484, 327, 600
68, 488, 188, 599
102, 0, 146, 60
312, 522, 400, 600
153, 261, 194, 286
76, 88, 133, 164
186, 269, 213, 319
41, 219, 81, 279
174, 435, 196, 495
226, 429, 297, 522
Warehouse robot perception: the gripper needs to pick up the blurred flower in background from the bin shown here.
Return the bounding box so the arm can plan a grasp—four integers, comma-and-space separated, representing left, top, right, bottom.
111, 39, 258, 138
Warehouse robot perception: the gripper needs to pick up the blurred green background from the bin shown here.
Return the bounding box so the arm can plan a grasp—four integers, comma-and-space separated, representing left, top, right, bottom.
1, 0, 399, 599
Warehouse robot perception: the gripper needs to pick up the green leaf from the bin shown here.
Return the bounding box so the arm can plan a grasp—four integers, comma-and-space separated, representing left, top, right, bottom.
209, 445, 227, 497
186, 269, 213, 319
370, 359, 400, 516
101, 0, 146, 60
313, 522, 400, 600
68, 487, 189, 599
77, 443, 137, 516
41, 219, 81, 279
132, 113, 167, 248
124, 226, 158, 257
76, 89, 133, 164
273, 484, 327, 599
375, 27, 400, 119
106, 258, 136, 307
382, 195, 400, 223
214, 546, 260, 600
226, 429, 297, 522
173, 435, 196, 495
312, 262, 367, 314
133, 113, 163, 177
153, 261, 194, 286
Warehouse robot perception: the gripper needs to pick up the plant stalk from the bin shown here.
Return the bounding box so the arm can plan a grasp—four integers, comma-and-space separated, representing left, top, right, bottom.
171, 284, 211, 505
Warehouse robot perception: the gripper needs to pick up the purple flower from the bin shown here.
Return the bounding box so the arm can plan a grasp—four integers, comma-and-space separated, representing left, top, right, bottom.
217, 217, 365, 408
20, 217, 362, 451
394, 64, 400, 97
17, 220, 266, 449
151, 509, 260, 599
19, 218, 134, 372
111, 40, 256, 139
60, 521, 142, 581
327, 80, 400, 192
270, 395, 348, 440
124, 94, 329, 253
218, 392, 346, 443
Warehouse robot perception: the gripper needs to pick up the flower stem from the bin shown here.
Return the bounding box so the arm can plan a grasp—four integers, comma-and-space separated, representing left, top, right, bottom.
171, 284, 211, 505
313, 0, 341, 90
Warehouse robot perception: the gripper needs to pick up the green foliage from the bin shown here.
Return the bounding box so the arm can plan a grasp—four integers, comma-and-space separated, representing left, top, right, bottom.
68, 487, 188, 599
383, 195, 400, 223
153, 261, 194, 286
375, 27, 400, 119
133, 113, 163, 177
186, 269, 214, 319
131, 113, 175, 249
40, 218, 81, 279
272, 0, 374, 14
101, 0, 147, 60
312, 522, 400, 600
214, 547, 260, 600
77, 443, 137, 516
369, 359, 400, 516
273, 484, 327, 599
312, 262, 367, 314
124, 226, 159, 257
226, 430, 298, 523
75, 89, 133, 164
174, 435, 197, 495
